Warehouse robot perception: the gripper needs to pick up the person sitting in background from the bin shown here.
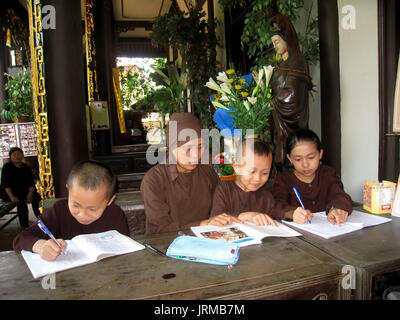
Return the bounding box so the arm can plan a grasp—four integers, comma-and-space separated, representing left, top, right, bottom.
0, 147, 41, 228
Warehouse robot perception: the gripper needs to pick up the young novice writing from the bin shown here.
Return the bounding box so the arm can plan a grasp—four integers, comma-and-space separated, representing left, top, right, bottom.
13, 160, 129, 261
201, 139, 281, 227
272, 129, 353, 225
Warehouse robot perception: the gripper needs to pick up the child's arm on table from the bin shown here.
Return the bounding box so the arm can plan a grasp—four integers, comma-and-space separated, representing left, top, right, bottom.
202, 182, 242, 226
327, 207, 348, 226
238, 212, 278, 227
324, 168, 352, 225
200, 213, 242, 226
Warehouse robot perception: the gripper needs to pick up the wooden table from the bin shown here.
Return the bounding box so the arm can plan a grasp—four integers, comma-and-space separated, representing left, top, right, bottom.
287, 208, 400, 299
0, 232, 349, 300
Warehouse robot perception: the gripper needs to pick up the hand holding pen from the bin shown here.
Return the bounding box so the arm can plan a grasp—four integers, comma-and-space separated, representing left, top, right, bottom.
292, 187, 313, 224
32, 219, 67, 261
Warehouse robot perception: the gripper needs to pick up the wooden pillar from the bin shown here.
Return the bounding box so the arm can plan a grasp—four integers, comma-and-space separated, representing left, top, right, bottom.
318, 0, 341, 175
42, 0, 89, 197
378, 0, 400, 181
0, 3, 7, 109
93, 0, 114, 153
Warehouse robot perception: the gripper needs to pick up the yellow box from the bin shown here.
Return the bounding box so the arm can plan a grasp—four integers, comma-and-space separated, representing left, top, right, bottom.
363, 181, 396, 214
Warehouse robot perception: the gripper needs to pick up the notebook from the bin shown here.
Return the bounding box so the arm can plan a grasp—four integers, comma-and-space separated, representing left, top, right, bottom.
282, 210, 392, 239
191, 221, 302, 247
21, 230, 145, 279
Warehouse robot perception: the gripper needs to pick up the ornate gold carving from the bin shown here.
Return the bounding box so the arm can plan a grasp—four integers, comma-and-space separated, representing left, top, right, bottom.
84, 0, 99, 102
28, 0, 55, 203
112, 68, 127, 134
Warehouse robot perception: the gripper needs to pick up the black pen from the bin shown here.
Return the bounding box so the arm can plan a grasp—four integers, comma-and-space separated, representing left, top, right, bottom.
143, 242, 167, 257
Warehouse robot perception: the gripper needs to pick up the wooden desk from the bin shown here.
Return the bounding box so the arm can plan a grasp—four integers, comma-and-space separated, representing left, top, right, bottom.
0, 232, 350, 300
288, 209, 400, 299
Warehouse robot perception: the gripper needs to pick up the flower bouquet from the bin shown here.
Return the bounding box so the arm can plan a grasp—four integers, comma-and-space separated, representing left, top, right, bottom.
205, 66, 275, 141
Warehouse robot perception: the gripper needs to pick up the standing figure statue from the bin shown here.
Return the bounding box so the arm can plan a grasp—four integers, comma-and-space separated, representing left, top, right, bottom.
269, 14, 312, 167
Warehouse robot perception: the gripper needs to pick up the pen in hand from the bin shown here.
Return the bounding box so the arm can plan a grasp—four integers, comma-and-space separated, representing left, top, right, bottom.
37, 219, 66, 254
293, 187, 311, 224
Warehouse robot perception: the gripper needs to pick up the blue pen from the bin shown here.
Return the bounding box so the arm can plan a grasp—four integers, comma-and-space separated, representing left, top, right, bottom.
37, 219, 64, 250
293, 187, 311, 224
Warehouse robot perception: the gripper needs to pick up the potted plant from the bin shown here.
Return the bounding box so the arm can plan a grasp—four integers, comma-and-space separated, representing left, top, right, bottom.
150, 5, 217, 128
0, 67, 34, 122
214, 153, 235, 181
136, 61, 188, 128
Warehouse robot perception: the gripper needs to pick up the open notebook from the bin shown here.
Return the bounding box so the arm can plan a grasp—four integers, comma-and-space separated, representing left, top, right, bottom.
282, 210, 392, 239
191, 221, 301, 247
21, 230, 145, 279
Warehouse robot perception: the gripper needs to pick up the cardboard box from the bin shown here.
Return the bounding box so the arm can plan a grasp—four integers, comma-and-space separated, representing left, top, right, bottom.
363, 181, 396, 214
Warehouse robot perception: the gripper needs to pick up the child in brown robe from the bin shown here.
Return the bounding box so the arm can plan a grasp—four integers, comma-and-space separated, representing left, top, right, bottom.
13, 161, 129, 261
201, 139, 281, 227
141, 113, 219, 234
272, 129, 353, 225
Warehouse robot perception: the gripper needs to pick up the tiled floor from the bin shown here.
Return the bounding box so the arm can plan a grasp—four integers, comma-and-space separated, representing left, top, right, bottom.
0, 207, 37, 251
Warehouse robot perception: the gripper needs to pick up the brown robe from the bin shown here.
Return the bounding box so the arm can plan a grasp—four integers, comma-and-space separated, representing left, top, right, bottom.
272, 164, 353, 219
140, 164, 219, 234
211, 181, 285, 220
13, 199, 130, 251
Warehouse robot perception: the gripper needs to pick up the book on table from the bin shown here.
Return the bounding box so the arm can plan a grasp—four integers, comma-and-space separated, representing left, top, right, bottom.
191, 221, 302, 247
282, 210, 392, 239
21, 230, 145, 279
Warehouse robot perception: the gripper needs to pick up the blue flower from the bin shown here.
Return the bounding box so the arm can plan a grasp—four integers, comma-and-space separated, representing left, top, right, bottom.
241, 74, 253, 86
213, 106, 237, 137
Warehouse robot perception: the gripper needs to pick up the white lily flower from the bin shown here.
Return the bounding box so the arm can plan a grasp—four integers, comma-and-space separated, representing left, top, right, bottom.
257, 68, 264, 85
205, 78, 222, 92
216, 72, 230, 85
263, 65, 274, 87
212, 101, 230, 110
244, 101, 250, 111
220, 82, 231, 95
247, 97, 257, 105
220, 95, 229, 102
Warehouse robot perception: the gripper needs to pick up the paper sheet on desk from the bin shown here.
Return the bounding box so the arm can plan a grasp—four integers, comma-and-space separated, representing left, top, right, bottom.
282, 210, 392, 239
345, 210, 392, 227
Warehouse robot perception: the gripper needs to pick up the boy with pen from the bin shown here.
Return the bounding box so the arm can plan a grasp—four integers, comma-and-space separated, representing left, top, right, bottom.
13, 161, 129, 261
272, 129, 353, 225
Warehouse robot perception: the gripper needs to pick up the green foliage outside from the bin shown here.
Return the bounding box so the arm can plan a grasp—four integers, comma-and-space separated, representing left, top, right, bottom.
118, 58, 167, 110
136, 62, 188, 127
150, 5, 218, 128
0, 67, 33, 122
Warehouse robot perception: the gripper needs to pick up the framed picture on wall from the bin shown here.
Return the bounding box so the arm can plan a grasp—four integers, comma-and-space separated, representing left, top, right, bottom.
89, 101, 110, 130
